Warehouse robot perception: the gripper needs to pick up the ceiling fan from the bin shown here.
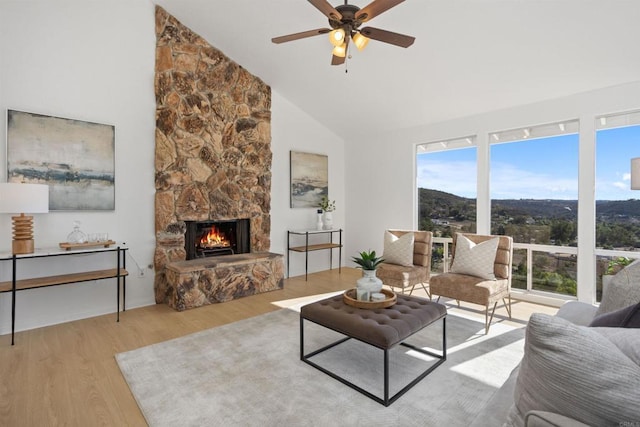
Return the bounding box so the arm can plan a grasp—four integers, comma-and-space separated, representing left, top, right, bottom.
272, 0, 415, 66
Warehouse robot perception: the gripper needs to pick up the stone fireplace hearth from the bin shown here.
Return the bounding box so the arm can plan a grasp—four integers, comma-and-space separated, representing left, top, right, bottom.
153, 6, 277, 306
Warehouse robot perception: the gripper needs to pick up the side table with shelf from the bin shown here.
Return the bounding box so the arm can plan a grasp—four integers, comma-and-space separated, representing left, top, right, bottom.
0, 245, 129, 345
287, 229, 342, 281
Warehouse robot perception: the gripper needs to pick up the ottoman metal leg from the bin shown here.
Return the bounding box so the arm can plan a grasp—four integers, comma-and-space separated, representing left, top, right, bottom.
300, 315, 447, 406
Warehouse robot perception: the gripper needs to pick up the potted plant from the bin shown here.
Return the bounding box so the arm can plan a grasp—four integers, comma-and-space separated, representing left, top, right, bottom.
318, 196, 336, 230
352, 250, 384, 271
352, 250, 384, 294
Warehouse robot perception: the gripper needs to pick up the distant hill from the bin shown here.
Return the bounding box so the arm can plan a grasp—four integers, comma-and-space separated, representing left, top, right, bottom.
419, 188, 640, 222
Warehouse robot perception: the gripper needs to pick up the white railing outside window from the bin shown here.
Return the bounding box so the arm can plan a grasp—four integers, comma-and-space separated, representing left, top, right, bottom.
431, 237, 639, 302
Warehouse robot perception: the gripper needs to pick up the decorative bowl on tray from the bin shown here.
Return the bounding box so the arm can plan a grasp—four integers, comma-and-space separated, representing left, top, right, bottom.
343, 288, 397, 309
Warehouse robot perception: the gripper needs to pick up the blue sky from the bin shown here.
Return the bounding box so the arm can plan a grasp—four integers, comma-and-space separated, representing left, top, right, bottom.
417, 125, 640, 201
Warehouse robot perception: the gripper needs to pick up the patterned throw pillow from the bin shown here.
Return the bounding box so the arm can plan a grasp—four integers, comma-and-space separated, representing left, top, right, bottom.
449, 234, 499, 280
382, 231, 415, 267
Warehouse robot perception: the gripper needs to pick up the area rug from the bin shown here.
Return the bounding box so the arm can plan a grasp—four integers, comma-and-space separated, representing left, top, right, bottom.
116, 302, 524, 427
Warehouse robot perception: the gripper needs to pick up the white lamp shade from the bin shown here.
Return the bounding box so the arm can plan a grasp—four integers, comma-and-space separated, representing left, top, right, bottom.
0, 183, 49, 213
632, 158, 640, 190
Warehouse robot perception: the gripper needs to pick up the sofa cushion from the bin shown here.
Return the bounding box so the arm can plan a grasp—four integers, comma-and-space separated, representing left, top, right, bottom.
597, 258, 640, 316
449, 234, 499, 280
555, 301, 598, 326
382, 230, 415, 267
525, 411, 590, 427
589, 302, 640, 328
505, 313, 640, 427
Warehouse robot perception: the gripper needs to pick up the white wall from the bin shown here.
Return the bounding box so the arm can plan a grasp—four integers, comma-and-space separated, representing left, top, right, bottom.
0, 0, 157, 334
345, 81, 640, 303
270, 92, 346, 278
0, 0, 346, 334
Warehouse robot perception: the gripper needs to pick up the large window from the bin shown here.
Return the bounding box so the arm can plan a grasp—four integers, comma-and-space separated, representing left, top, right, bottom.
490, 121, 580, 245
594, 111, 640, 300
416, 136, 476, 272
490, 121, 579, 297
595, 113, 640, 251
416, 114, 640, 303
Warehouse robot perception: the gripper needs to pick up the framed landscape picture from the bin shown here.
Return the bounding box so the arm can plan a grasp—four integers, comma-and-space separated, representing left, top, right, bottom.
7, 110, 115, 210
290, 151, 328, 208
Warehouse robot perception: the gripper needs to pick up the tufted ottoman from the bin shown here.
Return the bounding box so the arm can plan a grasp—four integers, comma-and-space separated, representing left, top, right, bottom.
300, 293, 447, 406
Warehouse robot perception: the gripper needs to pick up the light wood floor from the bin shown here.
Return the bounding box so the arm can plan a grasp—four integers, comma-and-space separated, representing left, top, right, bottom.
0, 268, 557, 426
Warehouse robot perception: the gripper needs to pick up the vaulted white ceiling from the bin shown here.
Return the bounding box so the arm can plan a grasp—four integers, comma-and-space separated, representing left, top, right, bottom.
154, 0, 640, 140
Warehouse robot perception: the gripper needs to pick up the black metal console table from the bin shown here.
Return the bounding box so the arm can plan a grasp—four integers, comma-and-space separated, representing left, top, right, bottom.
287, 229, 342, 281
0, 245, 128, 345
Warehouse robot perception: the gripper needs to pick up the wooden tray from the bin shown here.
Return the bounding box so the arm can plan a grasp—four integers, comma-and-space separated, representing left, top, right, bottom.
343, 288, 397, 309
59, 240, 116, 250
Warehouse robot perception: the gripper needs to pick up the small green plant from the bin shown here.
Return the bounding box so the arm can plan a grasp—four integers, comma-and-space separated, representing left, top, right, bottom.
318, 196, 336, 212
351, 250, 384, 270
605, 256, 633, 275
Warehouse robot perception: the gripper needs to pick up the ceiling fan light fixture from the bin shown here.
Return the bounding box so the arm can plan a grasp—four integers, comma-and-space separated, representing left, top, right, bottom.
329, 28, 346, 47
352, 32, 370, 51
332, 43, 347, 58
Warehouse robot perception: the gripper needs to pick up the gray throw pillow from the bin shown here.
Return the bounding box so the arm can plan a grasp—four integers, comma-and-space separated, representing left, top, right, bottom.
507, 313, 640, 427
597, 258, 640, 316
590, 302, 640, 328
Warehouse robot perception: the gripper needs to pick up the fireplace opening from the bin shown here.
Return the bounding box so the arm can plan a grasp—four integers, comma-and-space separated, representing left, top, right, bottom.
185, 219, 250, 260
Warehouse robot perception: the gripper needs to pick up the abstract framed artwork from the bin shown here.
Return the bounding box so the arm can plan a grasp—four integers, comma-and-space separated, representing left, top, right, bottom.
7, 110, 115, 211
290, 151, 328, 208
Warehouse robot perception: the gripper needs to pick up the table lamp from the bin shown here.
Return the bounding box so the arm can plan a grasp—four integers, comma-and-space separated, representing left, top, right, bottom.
0, 183, 49, 254
632, 157, 640, 190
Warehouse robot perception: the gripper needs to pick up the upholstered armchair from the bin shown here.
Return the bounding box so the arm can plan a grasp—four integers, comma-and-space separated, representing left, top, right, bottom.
429, 232, 513, 334
376, 230, 433, 297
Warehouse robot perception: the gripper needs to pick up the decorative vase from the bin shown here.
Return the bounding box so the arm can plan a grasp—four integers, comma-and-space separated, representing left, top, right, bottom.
356, 269, 383, 294
67, 220, 87, 243
323, 211, 333, 230
316, 210, 324, 231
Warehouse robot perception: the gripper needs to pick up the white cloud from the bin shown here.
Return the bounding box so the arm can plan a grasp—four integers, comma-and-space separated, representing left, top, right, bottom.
416, 160, 477, 198
613, 181, 627, 190
418, 159, 635, 201
490, 161, 578, 199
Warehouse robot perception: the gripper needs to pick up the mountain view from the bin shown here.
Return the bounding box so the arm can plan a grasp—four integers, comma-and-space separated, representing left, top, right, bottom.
419, 188, 640, 297
418, 188, 640, 249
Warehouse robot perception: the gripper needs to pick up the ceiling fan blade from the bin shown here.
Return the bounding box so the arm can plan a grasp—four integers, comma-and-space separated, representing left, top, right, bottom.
307, 0, 342, 21
360, 27, 415, 48
272, 28, 331, 44
331, 54, 346, 66
356, 0, 405, 23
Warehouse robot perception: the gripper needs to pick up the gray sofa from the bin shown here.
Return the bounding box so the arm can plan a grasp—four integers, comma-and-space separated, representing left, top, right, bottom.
470, 259, 640, 427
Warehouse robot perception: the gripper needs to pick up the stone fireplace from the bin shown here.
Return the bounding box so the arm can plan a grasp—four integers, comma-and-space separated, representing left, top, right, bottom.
153, 6, 282, 309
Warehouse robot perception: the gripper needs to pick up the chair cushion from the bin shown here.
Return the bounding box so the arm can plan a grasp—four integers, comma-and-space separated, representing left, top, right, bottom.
382, 230, 415, 267
429, 273, 509, 306
450, 234, 499, 280
377, 262, 427, 289
504, 313, 640, 427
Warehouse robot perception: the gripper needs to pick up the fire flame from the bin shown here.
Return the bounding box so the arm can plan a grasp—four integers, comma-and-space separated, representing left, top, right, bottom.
199, 226, 230, 249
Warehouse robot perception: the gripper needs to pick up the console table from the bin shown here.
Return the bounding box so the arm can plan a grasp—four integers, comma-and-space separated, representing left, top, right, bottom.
0, 245, 128, 345
287, 229, 342, 281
